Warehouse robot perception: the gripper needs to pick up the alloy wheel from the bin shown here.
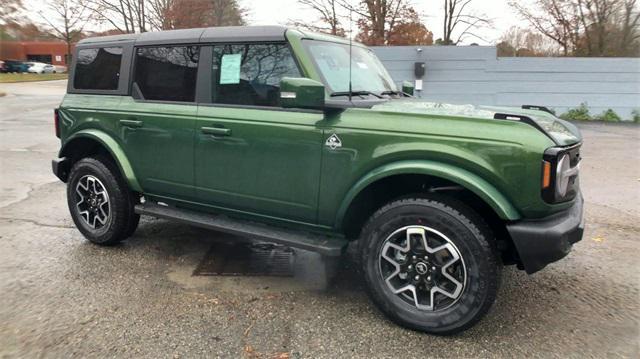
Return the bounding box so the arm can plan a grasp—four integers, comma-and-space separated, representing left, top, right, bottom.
75, 175, 110, 229
378, 225, 466, 311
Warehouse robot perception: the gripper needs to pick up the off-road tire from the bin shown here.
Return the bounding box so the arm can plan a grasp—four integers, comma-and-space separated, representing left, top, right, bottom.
359, 195, 501, 335
67, 156, 139, 245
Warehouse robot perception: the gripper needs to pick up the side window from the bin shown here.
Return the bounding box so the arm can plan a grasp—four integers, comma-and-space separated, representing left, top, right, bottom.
74, 47, 122, 90
212, 43, 301, 107
134, 46, 200, 102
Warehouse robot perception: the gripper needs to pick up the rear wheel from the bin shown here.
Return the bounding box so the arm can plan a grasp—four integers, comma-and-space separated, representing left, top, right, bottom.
359, 196, 500, 335
67, 156, 139, 245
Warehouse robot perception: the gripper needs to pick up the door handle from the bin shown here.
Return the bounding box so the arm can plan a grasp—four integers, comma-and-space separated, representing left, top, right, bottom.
120, 119, 143, 128
201, 126, 231, 136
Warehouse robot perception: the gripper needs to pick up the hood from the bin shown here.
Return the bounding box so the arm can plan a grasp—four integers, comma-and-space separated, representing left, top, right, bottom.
371, 100, 582, 147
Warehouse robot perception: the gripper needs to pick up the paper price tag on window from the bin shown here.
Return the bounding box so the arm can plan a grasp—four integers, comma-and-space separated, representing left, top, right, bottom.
220, 53, 242, 84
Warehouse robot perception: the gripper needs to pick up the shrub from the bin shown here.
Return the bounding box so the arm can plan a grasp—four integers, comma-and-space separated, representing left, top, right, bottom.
560, 103, 591, 121
595, 109, 621, 122
632, 109, 640, 123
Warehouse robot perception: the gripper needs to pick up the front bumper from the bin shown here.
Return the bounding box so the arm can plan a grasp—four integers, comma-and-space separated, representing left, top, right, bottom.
506, 194, 584, 274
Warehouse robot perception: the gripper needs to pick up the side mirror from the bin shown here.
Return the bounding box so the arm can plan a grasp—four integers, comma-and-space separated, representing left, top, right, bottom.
280, 77, 325, 109
402, 81, 415, 96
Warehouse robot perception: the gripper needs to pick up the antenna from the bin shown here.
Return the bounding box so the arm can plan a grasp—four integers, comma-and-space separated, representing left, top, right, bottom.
348, 7, 353, 102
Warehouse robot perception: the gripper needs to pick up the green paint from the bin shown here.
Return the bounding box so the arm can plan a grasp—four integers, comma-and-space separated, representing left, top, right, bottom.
280, 77, 325, 109
57, 28, 582, 237
61, 128, 143, 192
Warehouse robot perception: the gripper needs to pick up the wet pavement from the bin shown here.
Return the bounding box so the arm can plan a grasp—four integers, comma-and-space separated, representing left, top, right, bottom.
1, 81, 639, 358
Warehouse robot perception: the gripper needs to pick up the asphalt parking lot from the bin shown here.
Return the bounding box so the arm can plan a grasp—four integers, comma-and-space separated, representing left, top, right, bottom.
1, 80, 638, 358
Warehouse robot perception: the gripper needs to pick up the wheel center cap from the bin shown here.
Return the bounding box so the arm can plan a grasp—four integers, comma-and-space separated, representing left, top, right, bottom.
415, 262, 429, 275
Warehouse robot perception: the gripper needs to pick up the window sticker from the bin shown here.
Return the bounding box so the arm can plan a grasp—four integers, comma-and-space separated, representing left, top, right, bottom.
220, 53, 242, 84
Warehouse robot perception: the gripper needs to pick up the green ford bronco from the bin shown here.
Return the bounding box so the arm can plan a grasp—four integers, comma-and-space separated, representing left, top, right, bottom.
52, 26, 583, 334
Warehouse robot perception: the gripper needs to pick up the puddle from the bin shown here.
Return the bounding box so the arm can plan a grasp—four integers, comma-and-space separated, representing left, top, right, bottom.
167, 239, 341, 293
193, 242, 294, 277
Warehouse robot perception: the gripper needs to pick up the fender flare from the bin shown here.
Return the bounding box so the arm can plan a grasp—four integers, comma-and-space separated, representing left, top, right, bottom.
335, 160, 521, 229
60, 129, 143, 192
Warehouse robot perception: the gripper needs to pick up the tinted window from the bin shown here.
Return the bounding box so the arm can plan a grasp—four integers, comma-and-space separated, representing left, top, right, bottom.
212, 44, 301, 107
74, 47, 122, 90
134, 46, 200, 102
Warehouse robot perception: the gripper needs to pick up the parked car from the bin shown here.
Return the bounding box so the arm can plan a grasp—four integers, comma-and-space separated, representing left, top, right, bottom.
27, 62, 56, 73
52, 26, 584, 335
3, 60, 30, 73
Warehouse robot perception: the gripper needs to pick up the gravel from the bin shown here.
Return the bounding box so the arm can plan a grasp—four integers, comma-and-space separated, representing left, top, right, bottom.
1, 81, 638, 358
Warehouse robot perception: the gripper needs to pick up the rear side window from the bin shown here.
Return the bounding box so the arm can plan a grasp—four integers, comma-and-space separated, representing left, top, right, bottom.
134, 46, 200, 102
74, 47, 122, 90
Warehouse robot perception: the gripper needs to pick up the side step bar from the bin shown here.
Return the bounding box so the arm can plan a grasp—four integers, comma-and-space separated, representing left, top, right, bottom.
134, 202, 348, 257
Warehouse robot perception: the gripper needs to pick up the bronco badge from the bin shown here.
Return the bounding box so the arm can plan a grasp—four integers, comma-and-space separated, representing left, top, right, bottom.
325, 134, 342, 149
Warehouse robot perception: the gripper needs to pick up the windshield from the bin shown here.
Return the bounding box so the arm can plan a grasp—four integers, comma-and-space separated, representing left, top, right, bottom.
303, 40, 396, 95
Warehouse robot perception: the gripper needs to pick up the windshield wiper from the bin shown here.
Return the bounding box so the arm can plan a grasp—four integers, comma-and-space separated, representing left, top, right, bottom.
380, 90, 410, 97
330, 91, 384, 99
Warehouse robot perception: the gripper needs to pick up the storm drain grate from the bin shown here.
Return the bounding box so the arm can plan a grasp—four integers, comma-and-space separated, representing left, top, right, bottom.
193, 241, 294, 277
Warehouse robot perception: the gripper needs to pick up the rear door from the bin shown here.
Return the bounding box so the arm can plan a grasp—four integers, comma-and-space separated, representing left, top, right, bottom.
120, 45, 201, 200
195, 43, 324, 223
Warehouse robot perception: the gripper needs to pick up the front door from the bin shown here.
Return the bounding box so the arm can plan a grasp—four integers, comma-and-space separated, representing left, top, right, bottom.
120, 45, 201, 200
195, 43, 323, 223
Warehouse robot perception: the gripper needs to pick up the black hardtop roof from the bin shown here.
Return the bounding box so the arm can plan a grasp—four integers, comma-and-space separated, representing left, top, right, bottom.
77, 25, 288, 47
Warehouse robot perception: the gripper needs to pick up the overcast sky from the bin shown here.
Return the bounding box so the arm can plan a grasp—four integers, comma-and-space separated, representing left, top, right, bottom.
24, 0, 534, 45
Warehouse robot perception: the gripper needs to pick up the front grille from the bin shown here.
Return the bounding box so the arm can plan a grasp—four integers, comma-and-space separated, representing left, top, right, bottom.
567, 144, 581, 167
542, 143, 581, 203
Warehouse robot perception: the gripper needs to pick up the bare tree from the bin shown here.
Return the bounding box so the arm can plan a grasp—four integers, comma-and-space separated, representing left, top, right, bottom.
440, 0, 492, 45
510, 0, 581, 55
575, 0, 640, 56
618, 0, 640, 55
387, 6, 433, 45
38, 0, 91, 63
351, 0, 406, 44
497, 26, 561, 56
209, 0, 246, 26
576, 0, 620, 55
87, 0, 245, 32
0, 0, 24, 25
512, 0, 640, 56
293, 0, 345, 36
147, 0, 174, 30
84, 0, 148, 33
336, 0, 429, 45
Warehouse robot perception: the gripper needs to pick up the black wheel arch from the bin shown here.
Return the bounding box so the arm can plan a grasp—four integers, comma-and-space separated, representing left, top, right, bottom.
58, 137, 122, 183
341, 173, 519, 266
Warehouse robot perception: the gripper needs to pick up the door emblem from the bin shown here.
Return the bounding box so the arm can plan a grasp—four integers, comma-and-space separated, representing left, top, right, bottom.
325, 134, 342, 150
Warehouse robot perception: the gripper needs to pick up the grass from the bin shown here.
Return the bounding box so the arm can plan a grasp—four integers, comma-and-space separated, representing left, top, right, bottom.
0, 73, 68, 83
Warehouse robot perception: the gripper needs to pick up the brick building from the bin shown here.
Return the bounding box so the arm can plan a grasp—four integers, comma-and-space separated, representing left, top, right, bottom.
0, 41, 74, 66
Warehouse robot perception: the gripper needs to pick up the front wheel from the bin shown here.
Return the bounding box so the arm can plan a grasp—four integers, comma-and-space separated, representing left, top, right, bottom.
359, 196, 500, 335
67, 156, 139, 245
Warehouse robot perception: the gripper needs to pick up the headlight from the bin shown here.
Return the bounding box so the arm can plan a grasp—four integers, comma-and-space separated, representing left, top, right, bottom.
542, 145, 581, 203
